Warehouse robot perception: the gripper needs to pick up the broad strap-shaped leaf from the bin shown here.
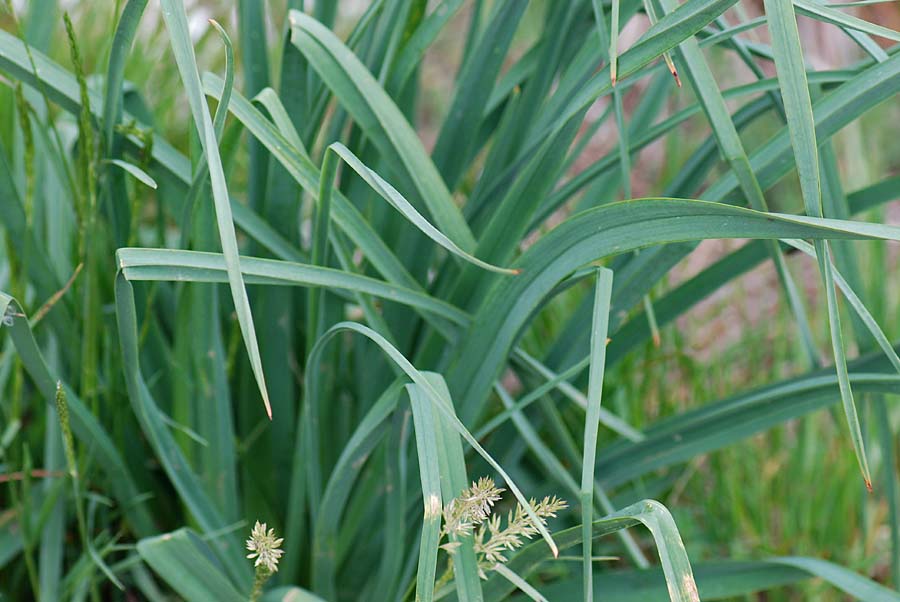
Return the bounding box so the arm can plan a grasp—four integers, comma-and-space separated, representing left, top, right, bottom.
137, 529, 245, 602
421, 374, 484, 601
115, 248, 468, 331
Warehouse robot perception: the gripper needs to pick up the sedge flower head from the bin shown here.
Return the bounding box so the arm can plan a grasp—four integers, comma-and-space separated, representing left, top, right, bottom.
246, 521, 284, 573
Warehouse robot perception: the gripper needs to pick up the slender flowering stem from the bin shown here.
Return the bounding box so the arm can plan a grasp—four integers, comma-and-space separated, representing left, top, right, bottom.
246, 521, 283, 600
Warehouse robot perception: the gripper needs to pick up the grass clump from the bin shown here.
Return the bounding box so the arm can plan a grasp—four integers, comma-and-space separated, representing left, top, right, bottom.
0, 1, 899, 601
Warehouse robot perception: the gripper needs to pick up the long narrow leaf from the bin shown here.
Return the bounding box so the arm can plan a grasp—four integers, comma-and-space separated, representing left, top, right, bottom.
159, 0, 272, 418
580, 268, 613, 602
764, 0, 872, 487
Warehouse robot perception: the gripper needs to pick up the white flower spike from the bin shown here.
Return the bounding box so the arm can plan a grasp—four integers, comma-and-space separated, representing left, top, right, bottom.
246, 521, 284, 573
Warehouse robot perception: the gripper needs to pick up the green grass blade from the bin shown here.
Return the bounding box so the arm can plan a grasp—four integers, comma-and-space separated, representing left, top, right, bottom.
794, 0, 900, 42
114, 274, 250, 584
819, 142, 873, 350
409, 381, 444, 602
289, 9, 477, 252
430, 0, 528, 188
209, 20, 235, 139
448, 198, 900, 423
783, 239, 900, 373
580, 268, 613, 602
598, 372, 900, 488
526, 0, 740, 157
102, 0, 147, 150
492, 381, 649, 570
876, 397, 900, 587
237, 0, 271, 214
115, 247, 467, 331
3, 5, 900, 599
539, 558, 900, 600
291, 11, 475, 251
0, 142, 78, 353
252, 88, 304, 150
22, 0, 57, 50
306, 139, 336, 357
705, 52, 900, 202
307, 322, 560, 557
202, 74, 422, 291
0, 292, 154, 535
542, 69, 856, 217
604, 177, 900, 363
253, 68, 303, 475
492, 564, 548, 602
770, 557, 900, 600
37, 418, 64, 602
764, 0, 872, 488
137, 529, 245, 602
326, 143, 517, 274
610, 0, 621, 84
311, 382, 404, 596
579, 59, 900, 359
100, 0, 148, 245
592, 0, 662, 349
159, 0, 272, 418
103, 158, 157, 189
762, 0, 821, 218
485, 350, 644, 442
657, 0, 819, 365
818, 238, 872, 488
178, 18, 234, 249
387, 0, 466, 93
424, 373, 483, 602
261, 587, 327, 602
181, 197, 241, 524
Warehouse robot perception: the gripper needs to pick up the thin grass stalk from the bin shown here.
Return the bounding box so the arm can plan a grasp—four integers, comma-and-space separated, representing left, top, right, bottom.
580, 269, 613, 602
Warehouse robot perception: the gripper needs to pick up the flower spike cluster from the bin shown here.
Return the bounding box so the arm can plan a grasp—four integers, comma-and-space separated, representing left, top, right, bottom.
246, 521, 284, 573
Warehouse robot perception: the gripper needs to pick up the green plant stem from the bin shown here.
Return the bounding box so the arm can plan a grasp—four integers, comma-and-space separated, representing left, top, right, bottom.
249, 566, 271, 602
